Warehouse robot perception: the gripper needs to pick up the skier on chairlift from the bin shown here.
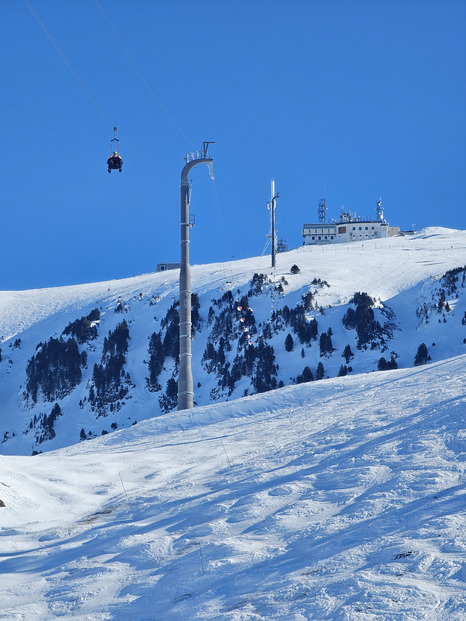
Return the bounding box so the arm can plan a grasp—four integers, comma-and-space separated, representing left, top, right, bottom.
107, 127, 123, 173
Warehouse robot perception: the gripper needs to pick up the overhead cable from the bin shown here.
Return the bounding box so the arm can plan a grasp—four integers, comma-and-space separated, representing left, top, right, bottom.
94, 0, 196, 147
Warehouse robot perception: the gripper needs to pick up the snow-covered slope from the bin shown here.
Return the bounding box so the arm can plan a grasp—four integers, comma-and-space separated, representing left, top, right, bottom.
0, 227, 465, 455
1, 355, 465, 619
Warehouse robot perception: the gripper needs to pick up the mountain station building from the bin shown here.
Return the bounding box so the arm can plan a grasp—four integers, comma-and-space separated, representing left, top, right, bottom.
302, 199, 400, 246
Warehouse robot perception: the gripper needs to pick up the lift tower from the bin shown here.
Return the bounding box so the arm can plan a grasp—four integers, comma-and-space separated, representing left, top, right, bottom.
178, 142, 214, 411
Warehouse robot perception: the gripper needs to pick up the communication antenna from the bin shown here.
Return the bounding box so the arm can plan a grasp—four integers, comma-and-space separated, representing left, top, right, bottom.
262, 180, 279, 262
270, 180, 279, 268
376, 197, 384, 222
318, 198, 327, 223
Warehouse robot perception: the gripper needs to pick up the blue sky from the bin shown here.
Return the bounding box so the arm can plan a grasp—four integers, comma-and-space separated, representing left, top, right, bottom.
2, 1, 465, 290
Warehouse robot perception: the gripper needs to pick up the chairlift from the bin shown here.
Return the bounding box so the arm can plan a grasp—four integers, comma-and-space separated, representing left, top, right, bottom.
107, 126, 123, 173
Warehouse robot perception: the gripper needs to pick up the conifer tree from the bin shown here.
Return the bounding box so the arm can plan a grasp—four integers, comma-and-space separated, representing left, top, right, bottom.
316, 361, 325, 380
378, 357, 388, 371
285, 333, 294, 352
147, 331, 164, 391
319, 329, 334, 356
414, 343, 429, 366
342, 344, 354, 363
296, 365, 313, 383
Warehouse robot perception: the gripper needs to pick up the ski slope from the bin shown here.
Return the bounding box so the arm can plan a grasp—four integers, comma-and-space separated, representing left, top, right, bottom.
0, 354, 465, 619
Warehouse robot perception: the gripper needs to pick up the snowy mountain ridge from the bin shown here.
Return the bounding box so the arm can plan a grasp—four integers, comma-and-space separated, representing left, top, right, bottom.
0, 226, 465, 619
0, 226, 465, 456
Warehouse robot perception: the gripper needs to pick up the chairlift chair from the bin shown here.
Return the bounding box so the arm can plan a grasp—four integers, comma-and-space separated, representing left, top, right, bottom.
107, 127, 123, 173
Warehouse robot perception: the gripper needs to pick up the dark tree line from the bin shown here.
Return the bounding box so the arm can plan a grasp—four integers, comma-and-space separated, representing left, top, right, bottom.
319, 328, 334, 356
148, 294, 201, 395
273, 304, 318, 344
342, 292, 383, 348
89, 320, 132, 413
147, 331, 164, 391
296, 361, 324, 383
158, 377, 178, 412
440, 265, 466, 295
377, 355, 398, 371
26, 337, 85, 402
102, 319, 130, 361
29, 403, 62, 446
248, 273, 270, 297
63, 309, 100, 344
251, 340, 278, 393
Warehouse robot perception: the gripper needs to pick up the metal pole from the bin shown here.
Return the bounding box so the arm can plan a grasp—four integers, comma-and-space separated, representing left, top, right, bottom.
271, 180, 279, 269
178, 146, 214, 411
271, 180, 276, 268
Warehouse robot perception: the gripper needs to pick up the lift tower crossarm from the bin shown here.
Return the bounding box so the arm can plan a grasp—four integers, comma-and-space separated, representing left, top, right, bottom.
178, 145, 214, 411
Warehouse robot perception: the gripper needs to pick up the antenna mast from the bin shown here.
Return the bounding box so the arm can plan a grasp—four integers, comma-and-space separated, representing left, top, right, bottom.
318, 198, 327, 223
270, 180, 279, 268
376, 197, 384, 222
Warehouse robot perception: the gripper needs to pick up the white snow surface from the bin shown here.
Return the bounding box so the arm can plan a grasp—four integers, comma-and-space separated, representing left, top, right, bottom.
0, 227, 465, 618
0, 356, 465, 619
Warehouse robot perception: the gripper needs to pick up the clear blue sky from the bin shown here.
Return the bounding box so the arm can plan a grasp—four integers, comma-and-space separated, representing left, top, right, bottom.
2, 0, 465, 290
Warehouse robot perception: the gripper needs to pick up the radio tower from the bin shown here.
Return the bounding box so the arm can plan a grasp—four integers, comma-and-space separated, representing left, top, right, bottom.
376, 197, 384, 222
318, 198, 327, 223
270, 180, 279, 267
